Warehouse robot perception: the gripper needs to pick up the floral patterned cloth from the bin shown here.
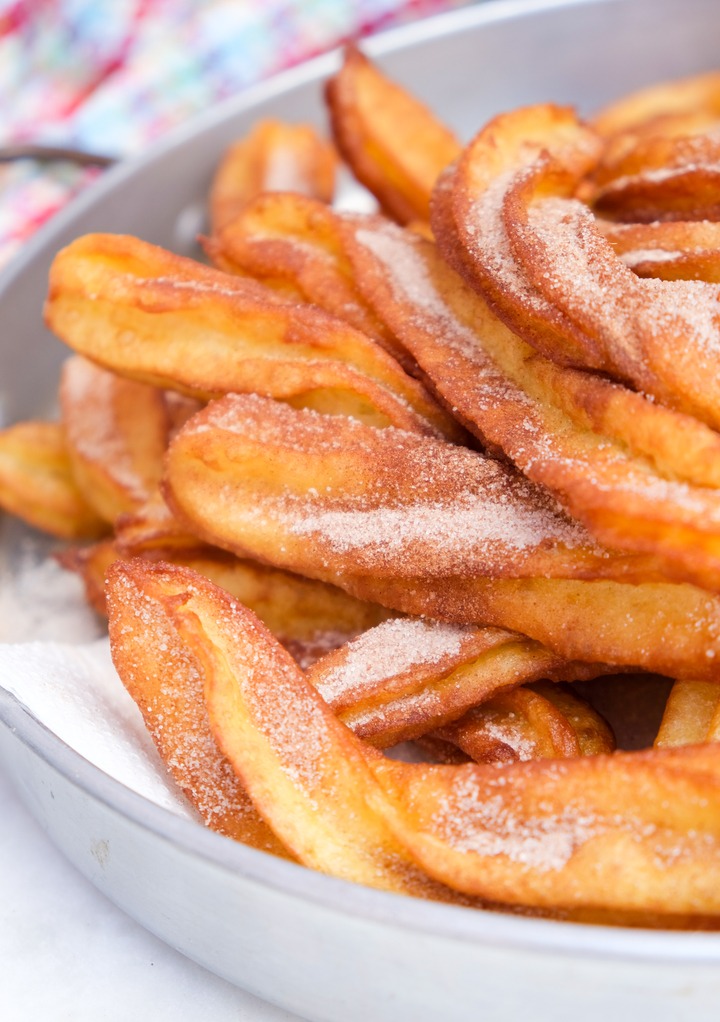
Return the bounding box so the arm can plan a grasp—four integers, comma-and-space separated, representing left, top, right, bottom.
0, 0, 470, 268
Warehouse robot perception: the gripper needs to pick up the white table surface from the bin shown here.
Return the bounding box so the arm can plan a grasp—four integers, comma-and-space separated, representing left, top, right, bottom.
0, 766, 305, 1022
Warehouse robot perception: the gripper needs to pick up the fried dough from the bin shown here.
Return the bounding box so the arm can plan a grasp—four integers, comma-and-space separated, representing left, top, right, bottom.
28, 60, 720, 927
113, 489, 201, 555
505, 110, 720, 425
60, 355, 170, 522
0, 420, 107, 540
45, 233, 460, 438
603, 219, 720, 281
341, 213, 720, 590
589, 73, 720, 220
372, 744, 720, 911
591, 70, 720, 139
106, 560, 289, 854
162, 392, 720, 678
307, 617, 601, 746
593, 131, 720, 187
68, 536, 389, 666
590, 132, 720, 221
655, 680, 720, 748
204, 191, 407, 363
325, 46, 460, 225
164, 392, 638, 583
593, 162, 720, 223
434, 103, 720, 429
209, 119, 336, 233
431, 104, 604, 368
110, 560, 467, 901
110, 560, 720, 915
431, 682, 615, 764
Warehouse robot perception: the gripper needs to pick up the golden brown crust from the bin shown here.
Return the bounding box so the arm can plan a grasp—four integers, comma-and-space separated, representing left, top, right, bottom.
602, 219, 720, 281
106, 560, 290, 855
0, 420, 108, 540
431, 102, 720, 431
326, 45, 460, 225
204, 191, 409, 364
30, 65, 720, 928
163, 392, 631, 583
109, 559, 463, 901
60, 356, 170, 522
655, 680, 720, 748
591, 71, 720, 139
46, 232, 461, 439
107, 560, 720, 916
308, 617, 610, 748
340, 213, 720, 591
161, 392, 720, 678
431, 683, 614, 765
430, 105, 605, 368
209, 119, 337, 234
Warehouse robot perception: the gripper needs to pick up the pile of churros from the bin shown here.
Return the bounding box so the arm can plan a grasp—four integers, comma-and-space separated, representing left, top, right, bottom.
4, 47, 720, 926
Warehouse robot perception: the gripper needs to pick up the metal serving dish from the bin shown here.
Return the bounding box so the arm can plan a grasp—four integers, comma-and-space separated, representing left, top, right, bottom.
2, 0, 720, 1018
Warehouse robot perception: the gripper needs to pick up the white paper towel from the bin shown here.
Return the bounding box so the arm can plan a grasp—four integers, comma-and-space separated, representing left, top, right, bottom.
0, 551, 193, 817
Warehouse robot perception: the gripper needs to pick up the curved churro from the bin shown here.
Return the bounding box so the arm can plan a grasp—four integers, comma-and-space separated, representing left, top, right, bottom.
204, 191, 408, 364
60, 355, 170, 522
209, 119, 336, 234
434, 103, 720, 430
326, 45, 461, 225
45, 233, 461, 439
163, 392, 720, 678
107, 561, 720, 916
0, 420, 107, 539
341, 213, 720, 591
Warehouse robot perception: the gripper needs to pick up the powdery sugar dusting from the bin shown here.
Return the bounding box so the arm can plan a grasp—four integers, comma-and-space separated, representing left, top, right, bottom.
219, 603, 338, 805
350, 205, 720, 533
600, 161, 720, 194
317, 618, 471, 703
289, 490, 585, 561
619, 248, 684, 266
62, 357, 148, 499
152, 663, 255, 828
192, 393, 595, 574
283, 629, 364, 670
527, 197, 720, 362
525, 198, 636, 345
350, 222, 540, 425
642, 276, 720, 358
200, 391, 352, 452
111, 274, 246, 302
432, 771, 599, 872
354, 224, 480, 359
468, 168, 554, 315
475, 718, 537, 762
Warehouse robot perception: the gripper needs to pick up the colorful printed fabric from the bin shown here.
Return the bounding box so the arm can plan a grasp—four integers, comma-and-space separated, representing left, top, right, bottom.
0, 0, 470, 268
